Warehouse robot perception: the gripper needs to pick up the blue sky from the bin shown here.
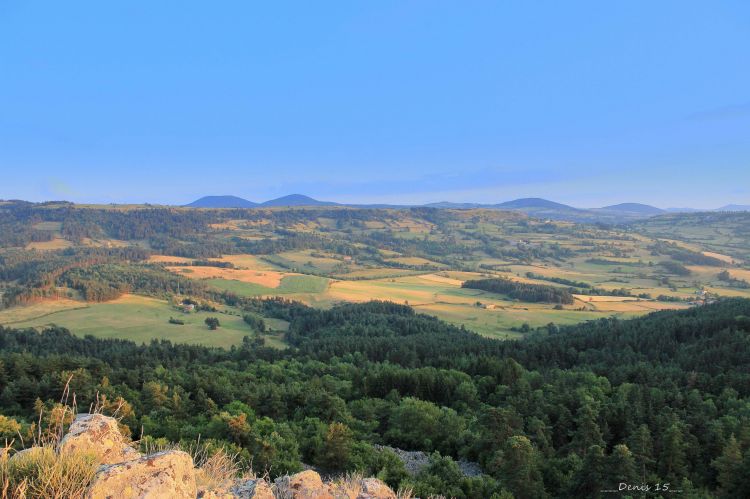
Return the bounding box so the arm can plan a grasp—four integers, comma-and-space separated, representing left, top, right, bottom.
1, 1, 749, 208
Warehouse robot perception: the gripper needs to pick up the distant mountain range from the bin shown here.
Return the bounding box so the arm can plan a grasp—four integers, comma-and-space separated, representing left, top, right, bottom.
186, 194, 336, 209
184, 195, 259, 208
184, 195, 749, 223
717, 204, 750, 212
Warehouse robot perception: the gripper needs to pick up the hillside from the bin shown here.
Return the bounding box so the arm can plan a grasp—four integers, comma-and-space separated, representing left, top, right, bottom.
260, 194, 339, 207
597, 202, 664, 215
1, 299, 748, 497
426, 198, 665, 222
185, 195, 258, 208
4, 201, 750, 342
718, 204, 750, 212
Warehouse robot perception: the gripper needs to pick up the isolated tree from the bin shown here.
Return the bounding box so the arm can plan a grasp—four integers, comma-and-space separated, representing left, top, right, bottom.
628, 424, 654, 481
569, 445, 607, 498
498, 435, 547, 499
608, 444, 638, 485
572, 404, 605, 456
319, 422, 353, 469
204, 317, 220, 330
712, 435, 745, 497
659, 423, 688, 481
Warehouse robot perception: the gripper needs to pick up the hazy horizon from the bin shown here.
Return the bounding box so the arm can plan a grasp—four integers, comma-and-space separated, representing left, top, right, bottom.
2, 1, 749, 208
2, 192, 748, 211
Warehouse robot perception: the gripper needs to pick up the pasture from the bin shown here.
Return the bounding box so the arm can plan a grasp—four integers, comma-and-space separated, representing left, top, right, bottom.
0, 294, 278, 349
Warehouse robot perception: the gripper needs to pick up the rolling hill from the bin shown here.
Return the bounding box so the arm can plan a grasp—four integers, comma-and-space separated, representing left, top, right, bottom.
717, 204, 750, 212
595, 203, 665, 216
259, 194, 339, 207
184, 195, 258, 208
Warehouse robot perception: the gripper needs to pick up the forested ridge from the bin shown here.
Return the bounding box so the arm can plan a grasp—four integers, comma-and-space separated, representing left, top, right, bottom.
462, 277, 575, 304
1, 299, 749, 497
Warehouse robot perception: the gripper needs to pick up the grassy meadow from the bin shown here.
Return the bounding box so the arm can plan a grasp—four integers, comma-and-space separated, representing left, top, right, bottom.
0, 294, 286, 349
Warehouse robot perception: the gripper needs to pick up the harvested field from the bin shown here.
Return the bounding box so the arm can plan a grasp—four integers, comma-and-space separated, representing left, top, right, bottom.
25, 238, 72, 250
166, 266, 287, 288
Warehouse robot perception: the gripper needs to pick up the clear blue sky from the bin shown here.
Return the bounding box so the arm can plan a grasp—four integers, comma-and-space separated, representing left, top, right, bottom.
1, 1, 749, 208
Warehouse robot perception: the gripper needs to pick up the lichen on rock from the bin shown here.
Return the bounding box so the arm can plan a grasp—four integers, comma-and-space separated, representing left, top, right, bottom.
86, 450, 196, 499
275, 470, 334, 499
59, 413, 141, 465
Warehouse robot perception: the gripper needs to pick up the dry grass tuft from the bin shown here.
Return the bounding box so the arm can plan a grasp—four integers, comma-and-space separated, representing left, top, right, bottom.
139, 437, 244, 494
193, 446, 242, 492
1, 445, 99, 499
330, 473, 363, 499
396, 487, 414, 499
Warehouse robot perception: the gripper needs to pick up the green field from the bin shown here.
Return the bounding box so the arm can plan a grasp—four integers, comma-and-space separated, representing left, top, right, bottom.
206, 274, 329, 296
0, 295, 276, 349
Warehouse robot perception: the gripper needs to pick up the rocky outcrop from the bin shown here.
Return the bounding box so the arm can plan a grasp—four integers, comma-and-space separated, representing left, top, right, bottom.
357, 478, 397, 499
86, 450, 196, 499
374, 443, 482, 477
59, 413, 141, 465
273, 471, 397, 499
275, 470, 334, 499
198, 477, 275, 499
7, 412, 399, 498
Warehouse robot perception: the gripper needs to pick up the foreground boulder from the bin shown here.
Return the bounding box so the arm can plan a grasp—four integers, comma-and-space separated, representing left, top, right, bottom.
275, 470, 334, 499
198, 477, 275, 499
86, 450, 196, 499
357, 478, 396, 499
59, 413, 141, 465
229, 479, 275, 499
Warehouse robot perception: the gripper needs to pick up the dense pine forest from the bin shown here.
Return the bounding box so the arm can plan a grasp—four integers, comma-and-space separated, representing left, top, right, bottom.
1, 298, 749, 497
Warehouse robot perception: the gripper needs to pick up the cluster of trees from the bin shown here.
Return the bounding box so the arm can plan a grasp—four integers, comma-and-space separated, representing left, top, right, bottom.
242, 313, 266, 332
204, 317, 220, 330
717, 270, 750, 289
0, 247, 150, 307
0, 201, 58, 248
659, 261, 692, 276
649, 242, 726, 267
463, 278, 575, 305
0, 299, 749, 496
585, 258, 642, 267
148, 235, 235, 259
59, 264, 207, 302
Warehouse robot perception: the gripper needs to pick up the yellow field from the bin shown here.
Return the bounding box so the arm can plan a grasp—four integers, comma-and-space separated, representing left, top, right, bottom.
31, 221, 63, 231
416, 273, 465, 286
25, 238, 72, 250
591, 301, 690, 312
573, 294, 638, 302
386, 256, 442, 266
574, 297, 689, 313
210, 254, 277, 270
166, 266, 288, 288
327, 280, 437, 305
334, 269, 422, 279
702, 251, 736, 264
